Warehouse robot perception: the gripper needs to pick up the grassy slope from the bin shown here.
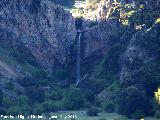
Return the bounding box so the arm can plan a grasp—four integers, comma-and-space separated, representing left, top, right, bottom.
0, 47, 40, 76
0, 47, 42, 95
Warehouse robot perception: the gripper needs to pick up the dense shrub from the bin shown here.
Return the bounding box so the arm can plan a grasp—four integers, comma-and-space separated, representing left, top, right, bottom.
26, 87, 45, 103
2, 95, 30, 115
87, 107, 100, 116
35, 101, 59, 114
11, 45, 37, 66
84, 90, 95, 103
7, 104, 30, 116
17, 77, 38, 87
71, 118, 76, 120
5, 81, 15, 90
131, 109, 145, 119
7, 96, 30, 116
94, 98, 102, 107
99, 118, 107, 120
11, 50, 25, 64
46, 90, 63, 101
42, 101, 59, 112
54, 69, 66, 80
151, 100, 160, 114
155, 110, 160, 119
84, 102, 92, 108
132, 61, 160, 98
62, 87, 84, 110
17, 95, 29, 106
2, 96, 16, 108
0, 108, 7, 115
32, 70, 47, 79
104, 102, 115, 113
117, 87, 152, 118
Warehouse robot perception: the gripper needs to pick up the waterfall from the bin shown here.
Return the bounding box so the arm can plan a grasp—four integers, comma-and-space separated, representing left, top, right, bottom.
75, 32, 82, 86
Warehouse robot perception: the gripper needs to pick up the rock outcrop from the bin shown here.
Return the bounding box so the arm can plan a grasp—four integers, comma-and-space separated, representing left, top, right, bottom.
120, 23, 160, 88
0, 0, 76, 71
83, 20, 119, 58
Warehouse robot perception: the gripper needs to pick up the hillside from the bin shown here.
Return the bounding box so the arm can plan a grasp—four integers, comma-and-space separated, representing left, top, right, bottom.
0, 0, 160, 119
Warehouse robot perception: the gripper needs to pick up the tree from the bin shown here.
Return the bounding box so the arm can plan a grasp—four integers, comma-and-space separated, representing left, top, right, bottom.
63, 87, 84, 110
26, 87, 45, 103
84, 89, 95, 103
104, 102, 115, 113
87, 107, 100, 116
117, 87, 152, 118
7, 104, 30, 116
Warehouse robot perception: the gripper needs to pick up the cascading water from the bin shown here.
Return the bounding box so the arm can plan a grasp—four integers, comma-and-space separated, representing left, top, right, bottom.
75, 32, 82, 86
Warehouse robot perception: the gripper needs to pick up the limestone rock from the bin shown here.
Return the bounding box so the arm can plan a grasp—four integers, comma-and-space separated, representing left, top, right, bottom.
0, 0, 76, 71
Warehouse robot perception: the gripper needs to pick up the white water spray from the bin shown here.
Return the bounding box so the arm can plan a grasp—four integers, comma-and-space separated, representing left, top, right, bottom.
75, 32, 82, 86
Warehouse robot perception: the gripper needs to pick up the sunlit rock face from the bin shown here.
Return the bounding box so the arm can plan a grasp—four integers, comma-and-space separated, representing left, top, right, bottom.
79, 20, 120, 76
83, 20, 119, 58
0, 0, 76, 71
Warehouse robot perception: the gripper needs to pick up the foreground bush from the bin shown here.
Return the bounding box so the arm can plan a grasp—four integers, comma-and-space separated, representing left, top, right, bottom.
104, 102, 115, 113
34, 101, 59, 114
62, 87, 84, 110
7, 105, 31, 116
155, 110, 160, 118
87, 107, 100, 116
131, 109, 145, 119
0, 108, 7, 115
117, 87, 152, 118
26, 87, 45, 103
99, 118, 107, 120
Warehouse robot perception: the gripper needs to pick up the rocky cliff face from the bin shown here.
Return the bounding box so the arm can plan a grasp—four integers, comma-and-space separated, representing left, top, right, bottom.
80, 20, 120, 75
120, 23, 160, 89
83, 20, 119, 58
0, 0, 159, 116
0, 0, 76, 71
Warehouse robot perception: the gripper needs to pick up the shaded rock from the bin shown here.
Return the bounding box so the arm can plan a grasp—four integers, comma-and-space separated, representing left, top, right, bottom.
0, 0, 76, 71
120, 23, 160, 88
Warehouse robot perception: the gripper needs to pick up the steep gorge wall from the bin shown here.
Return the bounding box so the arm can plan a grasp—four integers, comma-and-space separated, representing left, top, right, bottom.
120, 23, 160, 90
0, 0, 76, 71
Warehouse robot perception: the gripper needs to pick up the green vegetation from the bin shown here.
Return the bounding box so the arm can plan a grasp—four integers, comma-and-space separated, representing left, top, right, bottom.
2, 95, 30, 116
87, 107, 100, 116
117, 87, 151, 119
0, 0, 160, 119
53, 69, 66, 80
26, 87, 45, 103
34, 101, 59, 114
104, 102, 115, 113
5, 81, 15, 90
155, 110, 160, 119
0, 108, 7, 115
62, 87, 85, 110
